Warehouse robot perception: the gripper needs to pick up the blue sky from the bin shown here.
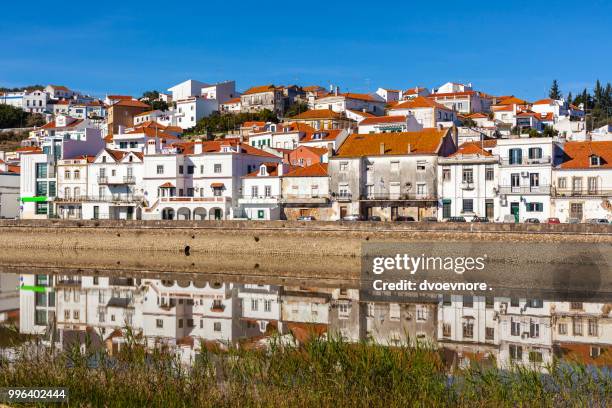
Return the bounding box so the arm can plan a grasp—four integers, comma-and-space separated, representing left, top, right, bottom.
1, 0, 611, 100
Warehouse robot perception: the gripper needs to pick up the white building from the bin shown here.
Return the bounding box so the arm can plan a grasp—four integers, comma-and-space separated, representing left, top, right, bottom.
55, 155, 93, 219
429, 83, 493, 114
169, 80, 238, 129
493, 137, 554, 222
313, 92, 386, 116
375, 88, 401, 102
552, 141, 612, 222
437, 140, 499, 221
238, 162, 289, 220
357, 115, 423, 134
388, 96, 457, 128
0, 166, 20, 218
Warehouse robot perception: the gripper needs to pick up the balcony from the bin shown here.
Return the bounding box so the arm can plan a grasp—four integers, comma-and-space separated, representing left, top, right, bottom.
552, 188, 612, 198
501, 156, 551, 166
238, 195, 280, 205
98, 176, 136, 185
334, 192, 353, 202
359, 193, 437, 201
460, 182, 475, 190
282, 194, 330, 204
161, 196, 231, 203
497, 185, 551, 195
76, 194, 145, 203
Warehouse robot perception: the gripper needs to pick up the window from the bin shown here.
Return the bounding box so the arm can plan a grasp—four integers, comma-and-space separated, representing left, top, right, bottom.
74, 170, 80, 179
509, 148, 522, 165
558, 323, 567, 335
264, 185, 272, 197
442, 294, 451, 306
529, 321, 540, 338
573, 317, 583, 336
462, 168, 473, 183
462, 321, 474, 338
416, 305, 428, 321
485, 327, 495, 340
35, 202, 48, 215
526, 202, 543, 212
35, 163, 47, 178
588, 319, 598, 336
528, 299, 543, 308
178, 319, 183, 328
442, 168, 451, 181
99, 311, 105, 323
251, 186, 258, 197
187, 165, 194, 174
214, 163, 222, 173
178, 165, 184, 174
156, 319, 163, 328
36, 181, 48, 196
391, 161, 400, 172
509, 344, 522, 361
572, 177, 583, 192
511, 319, 521, 336
416, 183, 427, 195
485, 296, 494, 308
264, 300, 272, 312
417, 161, 426, 171
64, 310, 70, 320
590, 346, 601, 358
588, 177, 598, 193
257, 210, 265, 219
528, 147, 542, 159
339, 162, 348, 172
442, 323, 451, 337
251, 298, 258, 311
511, 173, 520, 188
558, 177, 567, 189
64, 170, 71, 179
214, 322, 221, 332
462, 199, 474, 213
529, 173, 539, 187
73, 311, 80, 320
156, 165, 164, 175
485, 166, 494, 181
188, 319, 194, 328
389, 304, 400, 321
200, 165, 204, 174
463, 296, 473, 308
590, 155, 601, 166
98, 290, 105, 303
511, 298, 519, 307
528, 351, 543, 363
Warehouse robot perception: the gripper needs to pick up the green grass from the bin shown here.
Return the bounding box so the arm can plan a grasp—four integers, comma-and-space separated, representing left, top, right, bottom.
0, 330, 610, 407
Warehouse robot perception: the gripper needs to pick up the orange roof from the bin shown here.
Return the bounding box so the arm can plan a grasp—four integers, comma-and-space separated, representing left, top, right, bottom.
107, 95, 133, 100
104, 149, 127, 162
242, 121, 266, 128
496, 96, 528, 106
185, 139, 279, 159
360, 115, 406, 125
558, 141, 612, 169
390, 96, 450, 111
15, 146, 42, 152
222, 97, 241, 104
292, 145, 329, 155
242, 85, 277, 95
303, 85, 324, 92
210, 182, 225, 188
159, 182, 175, 188
49, 85, 69, 91
244, 162, 290, 177
347, 109, 376, 118
343, 92, 380, 102
134, 110, 158, 117
404, 86, 426, 94
112, 99, 150, 108
335, 128, 448, 157
300, 129, 342, 143
466, 113, 488, 119
41, 119, 84, 129
284, 162, 328, 177
533, 98, 554, 105
7, 165, 20, 174
449, 142, 494, 157
291, 109, 342, 120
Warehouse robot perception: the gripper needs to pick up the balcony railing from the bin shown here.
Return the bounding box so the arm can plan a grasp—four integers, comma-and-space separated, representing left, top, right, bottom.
500, 156, 551, 166
63, 194, 145, 203
359, 193, 437, 201
160, 196, 231, 203
334, 192, 353, 202
552, 188, 612, 197
497, 185, 551, 194
98, 176, 136, 185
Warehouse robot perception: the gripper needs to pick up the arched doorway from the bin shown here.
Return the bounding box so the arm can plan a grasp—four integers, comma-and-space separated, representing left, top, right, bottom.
193, 208, 207, 220
162, 208, 175, 220
177, 207, 191, 220
209, 207, 223, 220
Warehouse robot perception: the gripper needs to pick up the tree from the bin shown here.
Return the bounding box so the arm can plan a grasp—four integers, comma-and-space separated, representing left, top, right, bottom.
0, 105, 28, 129
542, 125, 559, 138
549, 80, 562, 100
140, 90, 169, 112
462, 118, 477, 128
26, 113, 45, 127
566, 91, 572, 106
284, 101, 309, 118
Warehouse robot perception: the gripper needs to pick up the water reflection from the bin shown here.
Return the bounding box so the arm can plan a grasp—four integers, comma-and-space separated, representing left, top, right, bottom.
2, 273, 610, 370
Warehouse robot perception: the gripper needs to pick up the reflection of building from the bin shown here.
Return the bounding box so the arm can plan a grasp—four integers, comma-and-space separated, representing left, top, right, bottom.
16, 273, 610, 369
0, 273, 19, 322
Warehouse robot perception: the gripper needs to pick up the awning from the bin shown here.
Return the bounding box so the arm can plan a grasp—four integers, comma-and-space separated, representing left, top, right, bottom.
211, 182, 225, 188
159, 182, 175, 188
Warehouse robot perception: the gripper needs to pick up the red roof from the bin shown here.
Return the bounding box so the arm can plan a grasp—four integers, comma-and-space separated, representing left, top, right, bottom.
284, 162, 328, 177
533, 98, 554, 105
159, 182, 175, 188
448, 142, 494, 157
390, 96, 450, 111
112, 99, 150, 108
210, 182, 225, 188
360, 115, 406, 125
558, 141, 612, 169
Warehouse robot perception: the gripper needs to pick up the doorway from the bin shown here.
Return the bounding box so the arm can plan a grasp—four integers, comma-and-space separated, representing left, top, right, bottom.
510, 202, 520, 222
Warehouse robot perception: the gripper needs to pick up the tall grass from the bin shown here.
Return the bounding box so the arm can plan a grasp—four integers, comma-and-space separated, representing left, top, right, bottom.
0, 328, 609, 407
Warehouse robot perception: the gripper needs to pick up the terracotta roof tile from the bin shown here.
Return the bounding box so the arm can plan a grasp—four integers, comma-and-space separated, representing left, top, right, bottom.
335, 129, 448, 157
559, 141, 612, 169
390, 96, 450, 111
449, 142, 494, 157
242, 85, 277, 95
284, 162, 328, 177
360, 115, 406, 125
112, 99, 150, 108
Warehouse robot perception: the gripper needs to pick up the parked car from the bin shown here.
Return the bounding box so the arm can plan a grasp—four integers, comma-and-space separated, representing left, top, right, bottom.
446, 216, 467, 222
524, 218, 540, 223
395, 216, 416, 222
422, 217, 438, 222
342, 215, 362, 221
546, 217, 561, 224
567, 218, 581, 224
471, 216, 489, 223
297, 216, 315, 221
586, 218, 609, 224
368, 216, 382, 222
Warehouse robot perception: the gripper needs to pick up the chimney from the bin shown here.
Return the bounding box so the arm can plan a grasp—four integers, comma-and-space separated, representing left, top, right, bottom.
146, 138, 159, 155
407, 143, 412, 154
327, 142, 334, 157
379, 142, 385, 155
335, 86, 339, 96
194, 138, 203, 155
277, 163, 285, 176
